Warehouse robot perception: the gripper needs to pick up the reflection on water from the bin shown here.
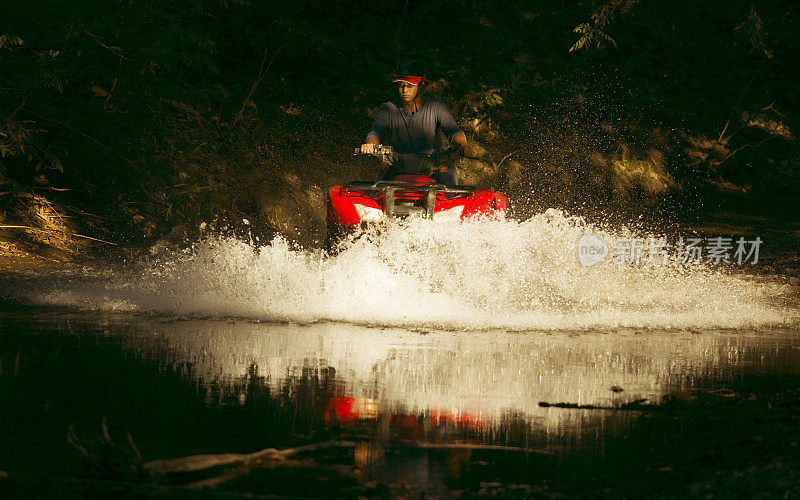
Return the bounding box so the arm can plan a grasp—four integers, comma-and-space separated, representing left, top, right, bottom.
2, 309, 800, 495
3, 311, 799, 457
128, 319, 800, 454
134, 322, 737, 420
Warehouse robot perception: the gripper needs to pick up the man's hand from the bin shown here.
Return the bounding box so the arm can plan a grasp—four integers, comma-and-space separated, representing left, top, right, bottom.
452, 135, 478, 159
361, 137, 379, 155
461, 145, 478, 159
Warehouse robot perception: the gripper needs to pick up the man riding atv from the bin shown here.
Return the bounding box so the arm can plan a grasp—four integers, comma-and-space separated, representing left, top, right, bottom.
323, 62, 504, 252
359, 61, 477, 186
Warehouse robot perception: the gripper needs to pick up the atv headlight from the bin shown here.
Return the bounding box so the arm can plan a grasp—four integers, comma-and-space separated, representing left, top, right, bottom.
433, 205, 464, 223
354, 203, 385, 222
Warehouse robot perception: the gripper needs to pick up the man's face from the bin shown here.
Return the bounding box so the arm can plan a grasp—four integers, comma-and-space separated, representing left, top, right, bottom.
397, 81, 418, 104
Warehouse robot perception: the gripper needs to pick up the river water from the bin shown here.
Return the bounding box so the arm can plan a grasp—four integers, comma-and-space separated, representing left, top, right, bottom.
1, 211, 799, 497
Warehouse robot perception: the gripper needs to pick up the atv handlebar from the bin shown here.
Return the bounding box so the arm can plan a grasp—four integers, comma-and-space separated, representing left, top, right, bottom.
353, 144, 394, 164
353, 144, 473, 163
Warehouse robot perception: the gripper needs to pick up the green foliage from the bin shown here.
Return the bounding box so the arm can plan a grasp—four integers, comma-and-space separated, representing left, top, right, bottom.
1, 0, 799, 248
569, 0, 641, 52
735, 7, 771, 57
0, 34, 23, 50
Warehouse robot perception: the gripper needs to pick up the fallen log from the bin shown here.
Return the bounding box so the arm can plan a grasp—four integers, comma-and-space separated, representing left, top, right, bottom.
144, 440, 356, 475
538, 398, 649, 410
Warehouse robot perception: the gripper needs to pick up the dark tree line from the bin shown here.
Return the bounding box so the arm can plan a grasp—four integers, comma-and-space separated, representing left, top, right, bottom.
1, 0, 797, 250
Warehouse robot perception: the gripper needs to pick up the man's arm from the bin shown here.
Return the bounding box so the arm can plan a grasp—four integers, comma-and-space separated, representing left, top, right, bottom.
437, 102, 477, 158
361, 104, 390, 154
450, 134, 477, 158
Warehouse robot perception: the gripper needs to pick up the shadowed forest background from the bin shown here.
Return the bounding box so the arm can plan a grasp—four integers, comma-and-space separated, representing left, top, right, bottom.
1, 0, 798, 258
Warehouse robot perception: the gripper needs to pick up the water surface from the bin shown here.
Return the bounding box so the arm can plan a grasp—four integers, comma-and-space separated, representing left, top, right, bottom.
1, 213, 799, 497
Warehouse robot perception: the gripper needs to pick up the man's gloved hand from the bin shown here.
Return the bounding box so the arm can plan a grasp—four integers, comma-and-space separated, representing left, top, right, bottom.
360, 143, 375, 154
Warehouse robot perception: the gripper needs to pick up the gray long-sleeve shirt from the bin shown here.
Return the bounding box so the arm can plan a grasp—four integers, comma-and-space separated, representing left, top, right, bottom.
366, 98, 465, 155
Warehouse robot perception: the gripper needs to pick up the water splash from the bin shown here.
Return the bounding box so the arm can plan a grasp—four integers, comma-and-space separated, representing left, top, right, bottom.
77, 319, 800, 439
21, 210, 797, 330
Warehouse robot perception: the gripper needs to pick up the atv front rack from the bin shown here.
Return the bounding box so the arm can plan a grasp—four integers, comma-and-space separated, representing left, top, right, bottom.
344, 180, 478, 219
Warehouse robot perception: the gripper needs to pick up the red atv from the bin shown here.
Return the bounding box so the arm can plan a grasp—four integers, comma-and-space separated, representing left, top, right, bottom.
325, 145, 508, 251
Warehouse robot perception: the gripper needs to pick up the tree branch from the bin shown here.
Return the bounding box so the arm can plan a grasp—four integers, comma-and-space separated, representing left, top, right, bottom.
232, 45, 283, 127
